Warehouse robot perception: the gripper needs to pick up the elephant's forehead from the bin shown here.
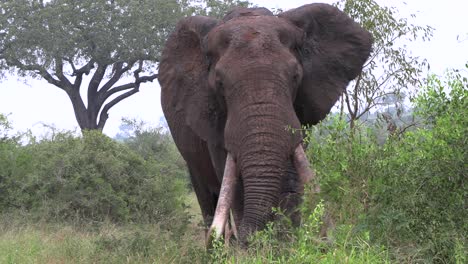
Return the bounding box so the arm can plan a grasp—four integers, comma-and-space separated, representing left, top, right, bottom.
220, 16, 293, 34
208, 15, 301, 47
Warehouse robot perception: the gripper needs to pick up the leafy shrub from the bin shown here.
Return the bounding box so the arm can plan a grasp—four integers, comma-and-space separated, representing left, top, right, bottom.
303, 67, 467, 263
0, 128, 189, 230
304, 115, 378, 224
367, 70, 467, 263
118, 118, 187, 183
206, 199, 389, 264
0, 114, 24, 209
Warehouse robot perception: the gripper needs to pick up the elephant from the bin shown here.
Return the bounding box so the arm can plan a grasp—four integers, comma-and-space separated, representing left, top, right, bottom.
158, 3, 372, 245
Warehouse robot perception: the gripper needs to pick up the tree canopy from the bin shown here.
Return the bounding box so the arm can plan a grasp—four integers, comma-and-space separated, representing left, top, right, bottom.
0, 0, 248, 131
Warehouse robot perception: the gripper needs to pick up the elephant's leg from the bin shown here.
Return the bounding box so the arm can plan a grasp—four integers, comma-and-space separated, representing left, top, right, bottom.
183, 144, 221, 228
187, 166, 218, 227
167, 119, 221, 228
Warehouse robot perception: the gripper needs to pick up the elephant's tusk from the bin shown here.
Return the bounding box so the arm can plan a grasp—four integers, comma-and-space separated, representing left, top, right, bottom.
206, 153, 237, 248
230, 210, 238, 239
293, 144, 316, 186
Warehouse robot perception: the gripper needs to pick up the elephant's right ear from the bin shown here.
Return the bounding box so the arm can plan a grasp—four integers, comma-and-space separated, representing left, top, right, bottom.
159, 16, 224, 144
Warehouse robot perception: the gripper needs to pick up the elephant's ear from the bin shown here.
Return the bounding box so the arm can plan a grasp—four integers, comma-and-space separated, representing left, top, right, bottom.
159, 16, 224, 144
279, 4, 372, 125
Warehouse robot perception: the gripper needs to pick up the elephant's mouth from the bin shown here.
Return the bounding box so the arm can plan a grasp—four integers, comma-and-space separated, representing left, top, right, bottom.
206, 143, 314, 247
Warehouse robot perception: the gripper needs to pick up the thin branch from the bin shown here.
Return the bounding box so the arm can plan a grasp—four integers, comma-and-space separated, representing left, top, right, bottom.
100, 73, 158, 103
97, 86, 140, 130
10, 58, 64, 89
55, 58, 73, 88
344, 90, 354, 117
101, 82, 137, 100
136, 73, 158, 83
98, 60, 135, 94
96, 61, 158, 129
363, 43, 384, 68
352, 73, 362, 116
63, 57, 77, 73
71, 59, 95, 89
72, 59, 95, 76
397, 122, 419, 137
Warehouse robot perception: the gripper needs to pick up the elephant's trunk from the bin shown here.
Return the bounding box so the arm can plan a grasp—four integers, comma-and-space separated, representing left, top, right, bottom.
221, 78, 303, 244
238, 147, 286, 242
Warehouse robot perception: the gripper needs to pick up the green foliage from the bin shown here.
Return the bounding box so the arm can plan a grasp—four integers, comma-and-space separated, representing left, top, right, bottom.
206, 200, 389, 263
304, 116, 378, 223
193, 0, 250, 18
368, 69, 467, 263
303, 67, 467, 262
0, 0, 186, 75
0, 127, 189, 229
0, 0, 252, 130
119, 118, 186, 175
0, 113, 12, 140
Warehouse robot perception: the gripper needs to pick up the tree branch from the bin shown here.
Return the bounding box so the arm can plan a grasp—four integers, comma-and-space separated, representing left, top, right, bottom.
55, 58, 73, 88
98, 60, 135, 94
352, 73, 362, 116
67, 58, 95, 76
10, 58, 64, 89
97, 86, 140, 130
68, 59, 95, 89
344, 90, 354, 117
88, 63, 107, 99
96, 62, 158, 130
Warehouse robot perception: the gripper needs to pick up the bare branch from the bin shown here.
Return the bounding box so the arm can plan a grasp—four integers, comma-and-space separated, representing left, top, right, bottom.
100, 72, 158, 103
344, 90, 354, 117
9, 58, 64, 89
88, 63, 107, 96
352, 73, 362, 116
55, 58, 73, 88
96, 60, 158, 129
69, 59, 95, 89
102, 83, 137, 100
99, 60, 135, 94
97, 86, 140, 130
136, 73, 158, 83
74, 59, 95, 76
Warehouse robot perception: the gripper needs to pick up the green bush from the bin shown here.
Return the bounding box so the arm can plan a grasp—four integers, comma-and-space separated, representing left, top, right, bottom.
304, 115, 378, 224
303, 68, 467, 263
367, 70, 467, 263
118, 118, 187, 183
0, 126, 189, 230
205, 199, 389, 264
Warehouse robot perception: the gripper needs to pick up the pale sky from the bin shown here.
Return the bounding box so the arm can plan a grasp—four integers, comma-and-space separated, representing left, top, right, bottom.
0, 0, 467, 137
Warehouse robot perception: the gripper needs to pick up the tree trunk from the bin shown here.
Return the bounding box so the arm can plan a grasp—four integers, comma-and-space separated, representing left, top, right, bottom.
67, 89, 102, 132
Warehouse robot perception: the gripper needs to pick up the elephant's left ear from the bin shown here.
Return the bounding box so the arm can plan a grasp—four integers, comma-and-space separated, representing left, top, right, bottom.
279, 4, 372, 125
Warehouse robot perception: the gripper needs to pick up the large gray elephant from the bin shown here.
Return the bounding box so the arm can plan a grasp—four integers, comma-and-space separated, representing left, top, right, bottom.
158, 3, 372, 245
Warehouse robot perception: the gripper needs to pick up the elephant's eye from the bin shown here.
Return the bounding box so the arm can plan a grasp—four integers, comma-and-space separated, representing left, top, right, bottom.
278, 31, 291, 47
216, 78, 224, 90
293, 73, 299, 83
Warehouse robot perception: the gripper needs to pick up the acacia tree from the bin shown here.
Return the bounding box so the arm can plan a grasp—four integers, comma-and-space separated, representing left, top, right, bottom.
0, 0, 248, 132
335, 0, 433, 129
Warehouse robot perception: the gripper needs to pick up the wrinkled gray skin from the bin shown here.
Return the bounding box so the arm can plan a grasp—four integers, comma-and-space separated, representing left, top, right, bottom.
158, 4, 372, 244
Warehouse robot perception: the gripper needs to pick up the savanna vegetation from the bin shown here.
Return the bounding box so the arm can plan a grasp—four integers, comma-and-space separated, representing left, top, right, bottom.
0, 67, 465, 263
0, 0, 466, 263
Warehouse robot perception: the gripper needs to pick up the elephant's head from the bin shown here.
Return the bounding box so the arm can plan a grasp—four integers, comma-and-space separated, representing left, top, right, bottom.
159, 4, 372, 244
